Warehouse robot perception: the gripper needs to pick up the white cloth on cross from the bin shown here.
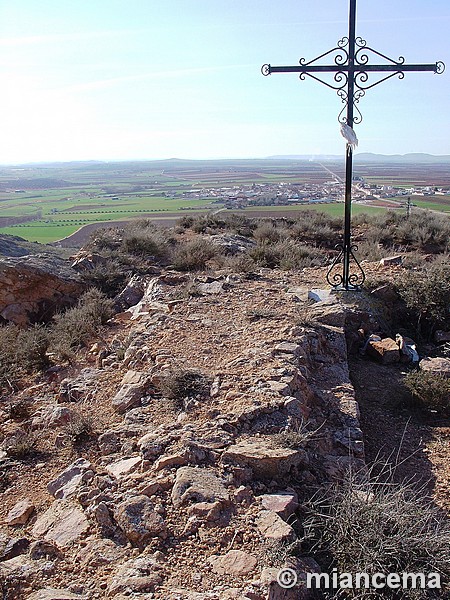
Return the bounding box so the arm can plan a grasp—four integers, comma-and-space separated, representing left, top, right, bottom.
340, 123, 358, 149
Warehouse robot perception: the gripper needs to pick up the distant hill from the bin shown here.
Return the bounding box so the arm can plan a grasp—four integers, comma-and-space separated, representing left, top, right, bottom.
267, 153, 450, 163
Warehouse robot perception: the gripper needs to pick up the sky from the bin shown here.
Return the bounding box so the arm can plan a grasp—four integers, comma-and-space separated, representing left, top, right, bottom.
0, 0, 449, 163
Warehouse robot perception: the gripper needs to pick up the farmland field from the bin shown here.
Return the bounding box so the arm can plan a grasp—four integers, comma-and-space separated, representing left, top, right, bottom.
0, 158, 448, 244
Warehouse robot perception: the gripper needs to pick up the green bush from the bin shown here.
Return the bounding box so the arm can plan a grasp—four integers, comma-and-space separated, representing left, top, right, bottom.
404, 370, 450, 413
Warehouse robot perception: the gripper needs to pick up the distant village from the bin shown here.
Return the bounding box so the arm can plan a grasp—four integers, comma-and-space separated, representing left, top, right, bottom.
178, 178, 450, 209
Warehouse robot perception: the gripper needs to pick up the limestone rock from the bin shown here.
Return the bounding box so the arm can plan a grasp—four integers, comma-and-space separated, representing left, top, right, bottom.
32, 500, 89, 548
222, 440, 307, 479
420, 356, 450, 378
308, 288, 335, 303
27, 589, 85, 600
380, 255, 402, 266
106, 455, 141, 479
108, 555, 164, 596
171, 467, 229, 508
76, 537, 128, 568
58, 368, 99, 403
208, 550, 258, 577
113, 274, 147, 311
257, 510, 296, 543
154, 453, 187, 471
112, 370, 150, 413
0, 253, 84, 326
34, 406, 77, 428
47, 458, 92, 499
209, 233, 255, 255
260, 492, 298, 520
0, 537, 30, 560
115, 495, 167, 548
367, 337, 400, 364
5, 498, 35, 526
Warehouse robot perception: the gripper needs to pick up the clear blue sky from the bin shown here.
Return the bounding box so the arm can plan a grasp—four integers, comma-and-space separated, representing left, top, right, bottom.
0, 0, 448, 163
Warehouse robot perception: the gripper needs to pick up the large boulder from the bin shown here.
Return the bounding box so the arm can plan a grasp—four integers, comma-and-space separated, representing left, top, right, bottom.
0, 253, 84, 325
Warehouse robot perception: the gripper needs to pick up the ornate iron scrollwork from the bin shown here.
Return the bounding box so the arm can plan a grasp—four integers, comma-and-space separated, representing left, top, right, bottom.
326, 244, 366, 290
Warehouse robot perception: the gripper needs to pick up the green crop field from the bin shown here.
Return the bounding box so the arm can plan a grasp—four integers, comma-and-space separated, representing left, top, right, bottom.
0, 158, 447, 243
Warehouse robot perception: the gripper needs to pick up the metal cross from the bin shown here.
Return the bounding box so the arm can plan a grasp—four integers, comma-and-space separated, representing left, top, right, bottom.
262, 0, 444, 290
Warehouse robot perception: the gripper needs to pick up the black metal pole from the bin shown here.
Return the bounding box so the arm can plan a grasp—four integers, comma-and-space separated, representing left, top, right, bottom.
342, 0, 357, 290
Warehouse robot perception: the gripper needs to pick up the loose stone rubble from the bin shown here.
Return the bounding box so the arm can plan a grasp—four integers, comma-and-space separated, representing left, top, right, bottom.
0, 268, 372, 599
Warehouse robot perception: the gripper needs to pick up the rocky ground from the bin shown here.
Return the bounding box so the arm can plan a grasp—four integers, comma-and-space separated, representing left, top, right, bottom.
0, 251, 448, 599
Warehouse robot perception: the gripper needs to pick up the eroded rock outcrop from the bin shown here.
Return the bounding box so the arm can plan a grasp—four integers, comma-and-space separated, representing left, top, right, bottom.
0, 253, 85, 325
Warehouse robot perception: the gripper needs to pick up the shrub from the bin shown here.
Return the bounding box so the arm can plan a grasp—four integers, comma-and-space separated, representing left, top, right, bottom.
248, 241, 281, 268
79, 256, 132, 297
159, 369, 212, 408
253, 221, 282, 244
121, 221, 169, 259
15, 325, 49, 373
0, 326, 20, 388
171, 238, 217, 271
290, 211, 341, 247
249, 240, 326, 270
354, 210, 450, 254
0, 324, 49, 389
396, 260, 450, 335
50, 289, 114, 359
271, 419, 322, 449
303, 467, 450, 599
403, 370, 450, 413
2, 429, 37, 458
64, 411, 94, 444
8, 398, 32, 421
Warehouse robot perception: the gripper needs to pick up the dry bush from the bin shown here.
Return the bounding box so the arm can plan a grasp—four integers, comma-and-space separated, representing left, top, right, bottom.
64, 411, 94, 444
121, 220, 169, 258
0, 325, 20, 388
15, 325, 49, 373
253, 221, 282, 244
271, 419, 322, 449
302, 467, 450, 599
8, 398, 33, 421
159, 369, 212, 408
171, 238, 217, 271
0, 324, 49, 389
395, 259, 450, 335
50, 288, 114, 359
2, 429, 37, 459
355, 210, 450, 254
403, 371, 450, 414
290, 211, 341, 247
222, 253, 256, 273
249, 239, 326, 270
79, 254, 135, 297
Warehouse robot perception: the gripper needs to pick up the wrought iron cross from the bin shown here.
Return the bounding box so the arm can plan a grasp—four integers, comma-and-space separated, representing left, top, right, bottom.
262, 0, 444, 290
